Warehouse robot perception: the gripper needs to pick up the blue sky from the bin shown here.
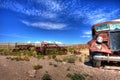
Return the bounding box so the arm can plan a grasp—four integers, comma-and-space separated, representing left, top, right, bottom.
0, 0, 120, 44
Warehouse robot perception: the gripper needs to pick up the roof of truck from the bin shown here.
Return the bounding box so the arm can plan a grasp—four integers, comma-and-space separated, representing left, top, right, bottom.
92, 20, 120, 29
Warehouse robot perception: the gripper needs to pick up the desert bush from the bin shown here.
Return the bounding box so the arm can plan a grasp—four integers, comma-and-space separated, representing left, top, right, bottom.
52, 54, 56, 59
30, 47, 35, 51
23, 56, 30, 61
79, 57, 82, 62
10, 56, 24, 61
33, 64, 43, 70
10, 51, 21, 56
67, 47, 74, 53
67, 57, 75, 63
48, 55, 52, 59
57, 50, 66, 55
49, 62, 53, 65
42, 72, 52, 80
66, 73, 86, 80
6, 57, 11, 59
3, 51, 9, 55
35, 54, 44, 60
63, 55, 77, 63
0, 49, 11, 56
66, 66, 71, 71
54, 58, 63, 62
27, 50, 34, 56
0, 49, 4, 54
53, 64, 58, 67
85, 56, 89, 62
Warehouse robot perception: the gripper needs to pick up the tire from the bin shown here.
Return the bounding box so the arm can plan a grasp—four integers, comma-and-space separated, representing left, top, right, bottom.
92, 53, 101, 67
93, 59, 101, 67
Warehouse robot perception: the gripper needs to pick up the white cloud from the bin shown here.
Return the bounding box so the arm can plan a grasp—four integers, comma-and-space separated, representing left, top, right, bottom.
39, 0, 62, 11
81, 35, 91, 38
111, 19, 120, 22
34, 41, 41, 46
0, 34, 30, 39
71, 4, 120, 25
0, 0, 58, 19
81, 30, 92, 38
54, 41, 62, 44
84, 31, 91, 35
43, 41, 63, 44
1, 0, 120, 25
22, 21, 67, 30
85, 9, 120, 24
43, 41, 52, 43
35, 41, 41, 43
27, 41, 31, 43
41, 12, 57, 19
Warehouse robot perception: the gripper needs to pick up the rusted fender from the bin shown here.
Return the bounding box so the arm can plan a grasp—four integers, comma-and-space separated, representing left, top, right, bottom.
88, 40, 112, 54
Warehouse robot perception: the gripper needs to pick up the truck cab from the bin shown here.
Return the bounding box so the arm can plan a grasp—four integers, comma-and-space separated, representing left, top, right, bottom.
88, 21, 120, 67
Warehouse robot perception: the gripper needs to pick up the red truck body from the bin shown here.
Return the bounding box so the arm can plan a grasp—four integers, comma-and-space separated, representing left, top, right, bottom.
88, 21, 120, 67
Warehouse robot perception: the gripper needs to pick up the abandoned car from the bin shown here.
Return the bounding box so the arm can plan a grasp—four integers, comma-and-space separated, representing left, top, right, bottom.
88, 20, 120, 67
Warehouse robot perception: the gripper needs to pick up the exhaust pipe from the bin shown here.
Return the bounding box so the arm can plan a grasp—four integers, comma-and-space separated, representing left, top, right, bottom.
93, 55, 120, 62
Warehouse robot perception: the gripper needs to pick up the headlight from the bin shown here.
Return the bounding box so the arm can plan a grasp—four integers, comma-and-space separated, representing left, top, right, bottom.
97, 36, 103, 43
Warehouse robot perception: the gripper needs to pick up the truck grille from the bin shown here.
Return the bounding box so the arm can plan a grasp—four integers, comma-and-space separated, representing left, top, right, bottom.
110, 30, 120, 51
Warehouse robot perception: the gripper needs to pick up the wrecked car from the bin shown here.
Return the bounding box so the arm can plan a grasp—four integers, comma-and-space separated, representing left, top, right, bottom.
88, 20, 120, 67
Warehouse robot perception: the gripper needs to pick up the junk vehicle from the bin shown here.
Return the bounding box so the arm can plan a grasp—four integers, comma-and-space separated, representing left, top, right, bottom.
88, 20, 120, 67
12, 42, 67, 55
12, 43, 34, 52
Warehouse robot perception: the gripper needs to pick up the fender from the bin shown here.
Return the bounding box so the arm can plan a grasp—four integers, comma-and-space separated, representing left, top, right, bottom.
88, 40, 112, 54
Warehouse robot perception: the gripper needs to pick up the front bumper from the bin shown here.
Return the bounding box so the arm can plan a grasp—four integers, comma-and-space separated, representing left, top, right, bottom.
93, 55, 120, 62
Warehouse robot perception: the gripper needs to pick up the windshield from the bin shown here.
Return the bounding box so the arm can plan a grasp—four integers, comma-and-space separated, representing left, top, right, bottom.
95, 24, 120, 32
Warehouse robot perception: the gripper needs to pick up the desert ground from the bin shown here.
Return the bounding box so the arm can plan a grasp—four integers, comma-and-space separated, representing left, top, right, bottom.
1, 49, 120, 80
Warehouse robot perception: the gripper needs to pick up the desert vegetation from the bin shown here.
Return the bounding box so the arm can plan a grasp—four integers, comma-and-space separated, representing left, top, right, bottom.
0, 43, 97, 80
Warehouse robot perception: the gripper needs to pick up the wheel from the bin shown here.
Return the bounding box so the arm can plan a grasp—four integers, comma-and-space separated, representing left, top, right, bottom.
93, 59, 101, 67
92, 53, 101, 67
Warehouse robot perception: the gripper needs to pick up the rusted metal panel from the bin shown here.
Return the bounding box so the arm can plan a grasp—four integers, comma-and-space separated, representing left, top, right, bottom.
88, 39, 112, 54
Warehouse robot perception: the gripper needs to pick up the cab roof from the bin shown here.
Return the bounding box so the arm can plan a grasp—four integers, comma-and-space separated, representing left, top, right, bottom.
92, 21, 120, 30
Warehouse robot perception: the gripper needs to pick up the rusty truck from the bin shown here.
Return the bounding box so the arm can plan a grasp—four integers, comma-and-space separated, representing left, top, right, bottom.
88, 20, 120, 67
12, 42, 67, 55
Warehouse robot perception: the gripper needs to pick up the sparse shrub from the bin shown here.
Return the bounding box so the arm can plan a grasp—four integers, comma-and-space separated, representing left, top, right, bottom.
10, 51, 20, 56
67, 47, 74, 54
42, 72, 52, 80
64, 55, 77, 63
67, 57, 75, 63
66, 73, 86, 80
66, 73, 72, 78
48, 55, 52, 59
36, 55, 43, 60
49, 62, 53, 65
12, 56, 24, 61
0, 49, 8, 55
53, 64, 58, 67
23, 56, 30, 61
57, 50, 66, 55
16, 57, 24, 61
85, 56, 89, 62
6, 57, 11, 59
79, 57, 82, 62
52, 54, 56, 59
28, 50, 34, 56
67, 66, 71, 71
30, 47, 35, 51
33, 64, 43, 70
3, 50, 10, 56
10, 57, 15, 60
0, 49, 4, 52
54, 58, 63, 62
